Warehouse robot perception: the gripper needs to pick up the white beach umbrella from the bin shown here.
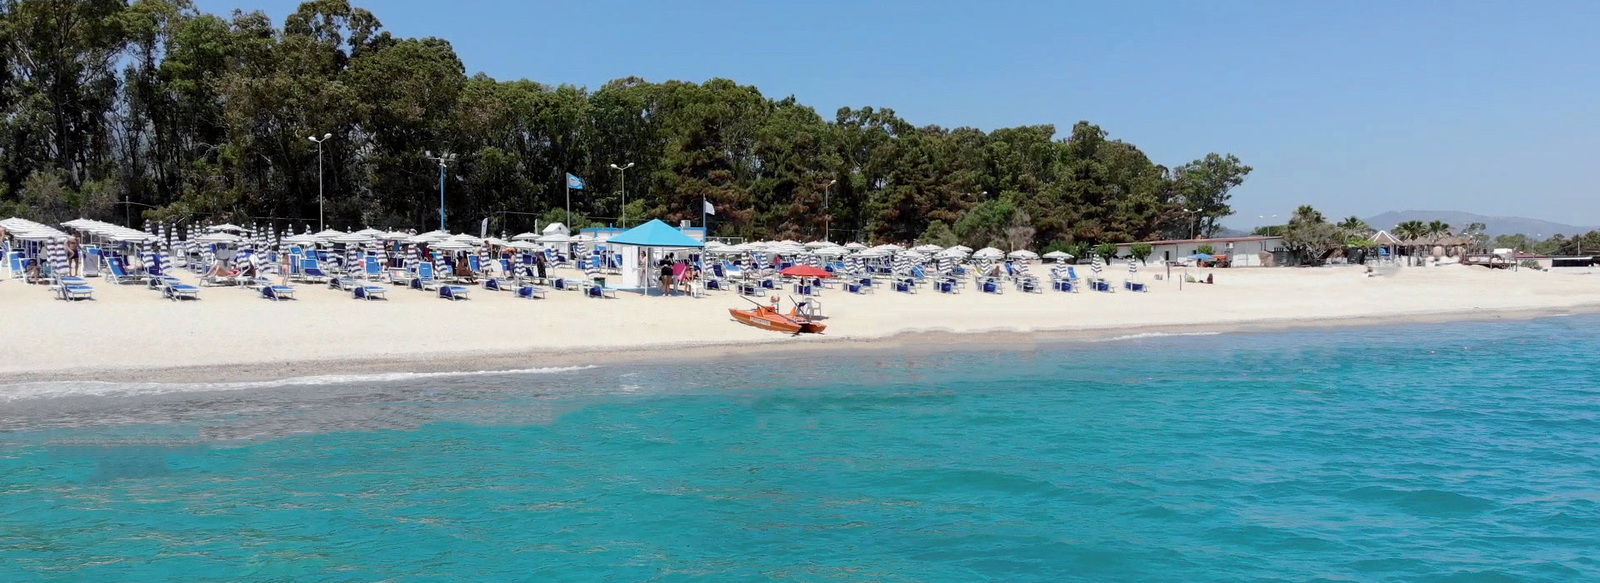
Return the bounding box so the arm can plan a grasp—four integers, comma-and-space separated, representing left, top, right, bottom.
312, 228, 347, 240
381, 231, 412, 240
972, 247, 1005, 260
913, 244, 944, 253
949, 245, 973, 253
812, 246, 848, 257
431, 240, 475, 252
510, 232, 541, 241
508, 241, 541, 251
842, 242, 867, 250
205, 223, 245, 233
354, 228, 386, 237
329, 233, 374, 245
872, 243, 904, 252
937, 248, 970, 259
1043, 250, 1074, 262
196, 232, 242, 244
804, 240, 838, 249
1008, 249, 1039, 260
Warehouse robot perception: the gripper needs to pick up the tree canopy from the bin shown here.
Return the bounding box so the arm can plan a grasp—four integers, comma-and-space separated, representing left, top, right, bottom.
0, 0, 1251, 247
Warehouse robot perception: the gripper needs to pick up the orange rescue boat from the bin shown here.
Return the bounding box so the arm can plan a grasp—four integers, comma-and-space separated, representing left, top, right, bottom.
730, 299, 827, 334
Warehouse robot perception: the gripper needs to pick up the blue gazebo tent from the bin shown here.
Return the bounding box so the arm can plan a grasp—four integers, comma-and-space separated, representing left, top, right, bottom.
609, 220, 704, 292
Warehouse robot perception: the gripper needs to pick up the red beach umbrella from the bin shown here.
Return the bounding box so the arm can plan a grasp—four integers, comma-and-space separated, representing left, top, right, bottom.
780, 265, 833, 278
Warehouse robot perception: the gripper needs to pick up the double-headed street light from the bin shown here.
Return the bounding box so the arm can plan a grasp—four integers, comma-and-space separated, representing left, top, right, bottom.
426, 151, 457, 231
610, 162, 634, 228
307, 133, 332, 231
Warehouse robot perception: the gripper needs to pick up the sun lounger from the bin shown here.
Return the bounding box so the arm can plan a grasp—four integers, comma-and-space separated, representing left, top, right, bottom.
104, 259, 145, 285
1017, 277, 1041, 293
148, 275, 199, 300
936, 279, 960, 294
583, 280, 616, 299
739, 282, 765, 297
260, 284, 296, 301
438, 285, 471, 300
329, 277, 357, 291
1124, 280, 1148, 292
298, 258, 329, 283
893, 279, 917, 294
1092, 278, 1115, 293
1052, 279, 1078, 293
53, 281, 95, 301
411, 263, 442, 291
980, 277, 1005, 295
483, 277, 511, 291
353, 284, 388, 300
516, 285, 547, 299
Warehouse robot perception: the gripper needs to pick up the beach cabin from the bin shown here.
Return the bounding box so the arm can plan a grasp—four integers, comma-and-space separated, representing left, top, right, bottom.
1116, 236, 1285, 267
606, 219, 705, 294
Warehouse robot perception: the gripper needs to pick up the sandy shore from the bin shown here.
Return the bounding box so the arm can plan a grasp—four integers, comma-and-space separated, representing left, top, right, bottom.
2, 263, 1596, 384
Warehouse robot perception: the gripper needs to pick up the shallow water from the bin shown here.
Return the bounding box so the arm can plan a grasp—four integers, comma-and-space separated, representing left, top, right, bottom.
3, 316, 1599, 582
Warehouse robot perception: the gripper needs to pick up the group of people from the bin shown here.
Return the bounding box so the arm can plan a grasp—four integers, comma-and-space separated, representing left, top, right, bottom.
657, 257, 701, 296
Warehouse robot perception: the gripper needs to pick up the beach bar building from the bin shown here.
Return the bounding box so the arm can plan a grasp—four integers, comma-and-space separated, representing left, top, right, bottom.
1116, 236, 1285, 266
607, 219, 705, 294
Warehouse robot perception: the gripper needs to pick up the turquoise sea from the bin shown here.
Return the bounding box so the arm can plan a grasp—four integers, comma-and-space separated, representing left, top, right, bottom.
2, 316, 1598, 582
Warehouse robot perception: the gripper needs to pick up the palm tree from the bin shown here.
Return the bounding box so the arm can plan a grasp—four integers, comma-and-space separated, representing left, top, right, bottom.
1337, 216, 1371, 237
1425, 220, 1452, 243
1394, 220, 1426, 243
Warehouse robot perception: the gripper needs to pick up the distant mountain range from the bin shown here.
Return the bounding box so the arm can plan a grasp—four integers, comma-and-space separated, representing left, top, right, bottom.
1363, 211, 1596, 238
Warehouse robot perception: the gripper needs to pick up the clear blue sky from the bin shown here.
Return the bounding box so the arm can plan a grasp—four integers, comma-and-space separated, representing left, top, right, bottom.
198, 0, 1600, 228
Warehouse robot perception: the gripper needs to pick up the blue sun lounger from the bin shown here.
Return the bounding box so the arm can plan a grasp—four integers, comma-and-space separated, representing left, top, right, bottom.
438, 284, 471, 300
154, 276, 201, 301
583, 280, 617, 299
353, 284, 388, 300
260, 280, 297, 301
516, 285, 547, 299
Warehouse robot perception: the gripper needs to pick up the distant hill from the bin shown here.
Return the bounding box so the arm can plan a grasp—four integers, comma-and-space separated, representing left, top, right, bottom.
1364, 211, 1596, 238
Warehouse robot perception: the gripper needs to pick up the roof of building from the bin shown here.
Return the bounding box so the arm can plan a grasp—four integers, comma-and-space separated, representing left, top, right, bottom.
1120, 236, 1284, 246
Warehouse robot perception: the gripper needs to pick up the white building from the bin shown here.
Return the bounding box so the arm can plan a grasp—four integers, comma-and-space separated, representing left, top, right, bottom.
1115, 236, 1285, 267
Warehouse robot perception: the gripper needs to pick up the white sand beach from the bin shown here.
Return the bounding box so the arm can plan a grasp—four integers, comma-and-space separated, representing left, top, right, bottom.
2, 264, 1596, 383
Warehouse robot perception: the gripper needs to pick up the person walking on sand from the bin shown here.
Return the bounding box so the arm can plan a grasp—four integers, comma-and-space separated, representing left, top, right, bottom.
658, 259, 675, 296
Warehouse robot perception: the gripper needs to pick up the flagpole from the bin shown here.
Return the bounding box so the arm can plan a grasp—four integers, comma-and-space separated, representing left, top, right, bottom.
565, 181, 571, 228
702, 194, 707, 234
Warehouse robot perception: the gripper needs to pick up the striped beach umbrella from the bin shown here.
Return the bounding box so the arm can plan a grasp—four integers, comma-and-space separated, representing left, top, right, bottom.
1128, 259, 1139, 277
48, 240, 68, 276
1091, 255, 1104, 277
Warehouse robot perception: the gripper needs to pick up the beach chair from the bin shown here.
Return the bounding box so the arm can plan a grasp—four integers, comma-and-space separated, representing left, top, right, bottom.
82, 248, 101, 278
52, 275, 95, 301
552, 277, 578, 291
103, 259, 144, 285
483, 277, 512, 291
262, 281, 297, 301
1052, 279, 1078, 293
155, 276, 201, 301
1123, 280, 1149, 293
936, 279, 961, 294
516, 285, 547, 299
329, 276, 358, 291
739, 282, 766, 297
7, 252, 23, 280
980, 277, 1005, 295
299, 259, 330, 283
411, 263, 442, 291
438, 284, 471, 301
893, 278, 918, 294
583, 279, 617, 299
705, 278, 727, 291
794, 282, 817, 296
1092, 278, 1116, 293
1017, 277, 1042, 293
364, 256, 383, 280
794, 297, 823, 320
353, 284, 388, 300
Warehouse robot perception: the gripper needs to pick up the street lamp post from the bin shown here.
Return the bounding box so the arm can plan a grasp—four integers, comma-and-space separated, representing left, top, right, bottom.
426, 151, 457, 231
307, 133, 332, 231
609, 162, 634, 228
823, 179, 837, 241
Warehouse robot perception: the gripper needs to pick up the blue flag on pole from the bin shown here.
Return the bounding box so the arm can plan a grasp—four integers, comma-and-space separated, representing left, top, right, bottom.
566, 173, 585, 189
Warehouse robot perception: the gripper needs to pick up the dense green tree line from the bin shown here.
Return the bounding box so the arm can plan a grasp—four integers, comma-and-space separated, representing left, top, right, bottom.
0, 0, 1252, 248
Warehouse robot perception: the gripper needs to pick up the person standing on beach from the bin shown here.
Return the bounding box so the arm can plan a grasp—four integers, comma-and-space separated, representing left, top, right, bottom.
659, 259, 675, 296
534, 250, 547, 280
66, 235, 81, 276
